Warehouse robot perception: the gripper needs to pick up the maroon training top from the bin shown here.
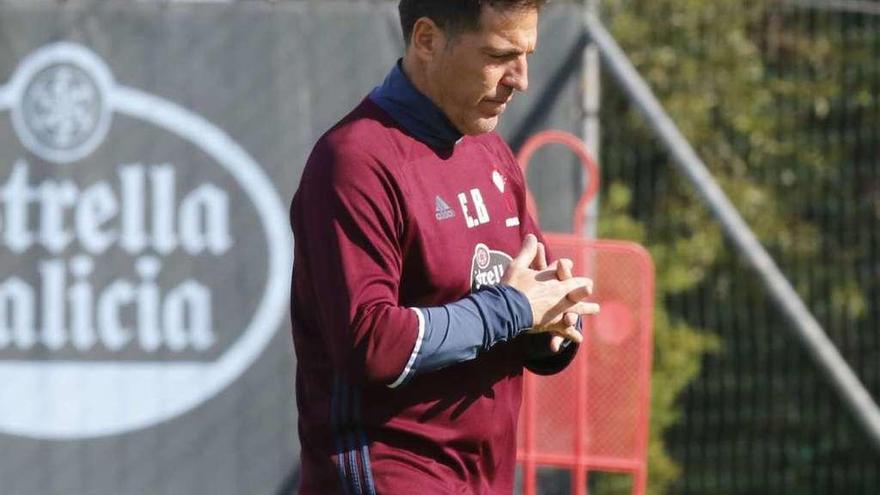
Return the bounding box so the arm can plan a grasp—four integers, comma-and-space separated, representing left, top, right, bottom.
290, 98, 563, 494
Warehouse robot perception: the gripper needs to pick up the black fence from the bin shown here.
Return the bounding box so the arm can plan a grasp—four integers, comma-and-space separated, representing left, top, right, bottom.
599, 0, 880, 492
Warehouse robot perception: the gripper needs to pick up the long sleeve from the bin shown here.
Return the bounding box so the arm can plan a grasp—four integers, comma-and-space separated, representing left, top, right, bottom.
292, 137, 537, 387
292, 139, 419, 386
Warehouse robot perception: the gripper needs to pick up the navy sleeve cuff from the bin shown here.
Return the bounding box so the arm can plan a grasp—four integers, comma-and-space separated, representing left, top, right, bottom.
389, 284, 533, 387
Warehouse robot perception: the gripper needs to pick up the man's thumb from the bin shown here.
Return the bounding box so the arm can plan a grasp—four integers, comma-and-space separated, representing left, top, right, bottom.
510, 234, 538, 268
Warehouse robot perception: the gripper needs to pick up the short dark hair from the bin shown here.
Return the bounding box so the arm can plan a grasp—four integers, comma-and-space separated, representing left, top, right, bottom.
398, 0, 547, 46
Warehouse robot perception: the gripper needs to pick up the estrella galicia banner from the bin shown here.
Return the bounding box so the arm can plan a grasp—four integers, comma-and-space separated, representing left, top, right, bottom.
0, 40, 292, 439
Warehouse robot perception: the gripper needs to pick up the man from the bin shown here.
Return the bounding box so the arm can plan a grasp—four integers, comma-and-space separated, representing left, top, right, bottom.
290, 1, 599, 493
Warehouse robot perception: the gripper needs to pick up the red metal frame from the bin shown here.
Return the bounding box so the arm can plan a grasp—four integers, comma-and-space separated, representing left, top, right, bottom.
516, 130, 601, 238
516, 131, 654, 495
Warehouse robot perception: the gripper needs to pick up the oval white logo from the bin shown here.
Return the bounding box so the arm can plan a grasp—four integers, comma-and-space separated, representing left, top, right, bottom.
0, 42, 292, 439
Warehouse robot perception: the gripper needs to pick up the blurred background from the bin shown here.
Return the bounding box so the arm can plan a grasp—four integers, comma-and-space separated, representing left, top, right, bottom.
0, 0, 878, 493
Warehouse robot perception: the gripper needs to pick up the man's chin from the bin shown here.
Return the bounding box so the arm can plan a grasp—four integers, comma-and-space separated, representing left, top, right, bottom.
461, 116, 500, 136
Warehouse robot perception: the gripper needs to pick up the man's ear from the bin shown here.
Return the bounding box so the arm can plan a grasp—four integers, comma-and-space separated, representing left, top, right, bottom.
409, 17, 447, 62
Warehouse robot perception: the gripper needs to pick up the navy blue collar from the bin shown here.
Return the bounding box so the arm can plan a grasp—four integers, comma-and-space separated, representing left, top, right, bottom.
369, 61, 463, 149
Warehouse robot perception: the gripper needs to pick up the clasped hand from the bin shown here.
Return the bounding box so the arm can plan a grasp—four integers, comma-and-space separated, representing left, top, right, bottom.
502, 234, 600, 351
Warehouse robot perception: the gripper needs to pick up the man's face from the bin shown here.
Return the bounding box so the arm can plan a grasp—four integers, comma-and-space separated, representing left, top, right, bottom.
427, 6, 538, 135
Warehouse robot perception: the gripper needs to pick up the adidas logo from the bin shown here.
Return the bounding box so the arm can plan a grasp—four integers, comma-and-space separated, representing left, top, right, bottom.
435, 196, 455, 221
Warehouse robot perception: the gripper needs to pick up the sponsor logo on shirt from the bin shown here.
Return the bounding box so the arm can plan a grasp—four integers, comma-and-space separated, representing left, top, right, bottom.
470, 243, 513, 291
434, 196, 455, 221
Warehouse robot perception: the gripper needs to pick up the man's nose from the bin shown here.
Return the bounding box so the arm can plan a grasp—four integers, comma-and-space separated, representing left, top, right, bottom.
503, 56, 529, 93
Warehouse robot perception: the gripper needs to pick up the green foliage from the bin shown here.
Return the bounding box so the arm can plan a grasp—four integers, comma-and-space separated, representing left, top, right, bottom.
597, 181, 719, 494
590, 0, 877, 492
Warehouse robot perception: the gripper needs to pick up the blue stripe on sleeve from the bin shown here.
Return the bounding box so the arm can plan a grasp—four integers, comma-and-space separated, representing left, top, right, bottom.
331, 377, 354, 495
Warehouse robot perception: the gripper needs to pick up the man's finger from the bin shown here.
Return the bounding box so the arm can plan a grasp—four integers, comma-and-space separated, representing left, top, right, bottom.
567, 301, 600, 316
510, 234, 538, 268
554, 325, 583, 344
535, 261, 560, 282
554, 312, 581, 351
567, 276, 593, 296
530, 241, 548, 270
556, 258, 574, 281
565, 282, 595, 302
560, 277, 593, 301
540, 298, 598, 328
